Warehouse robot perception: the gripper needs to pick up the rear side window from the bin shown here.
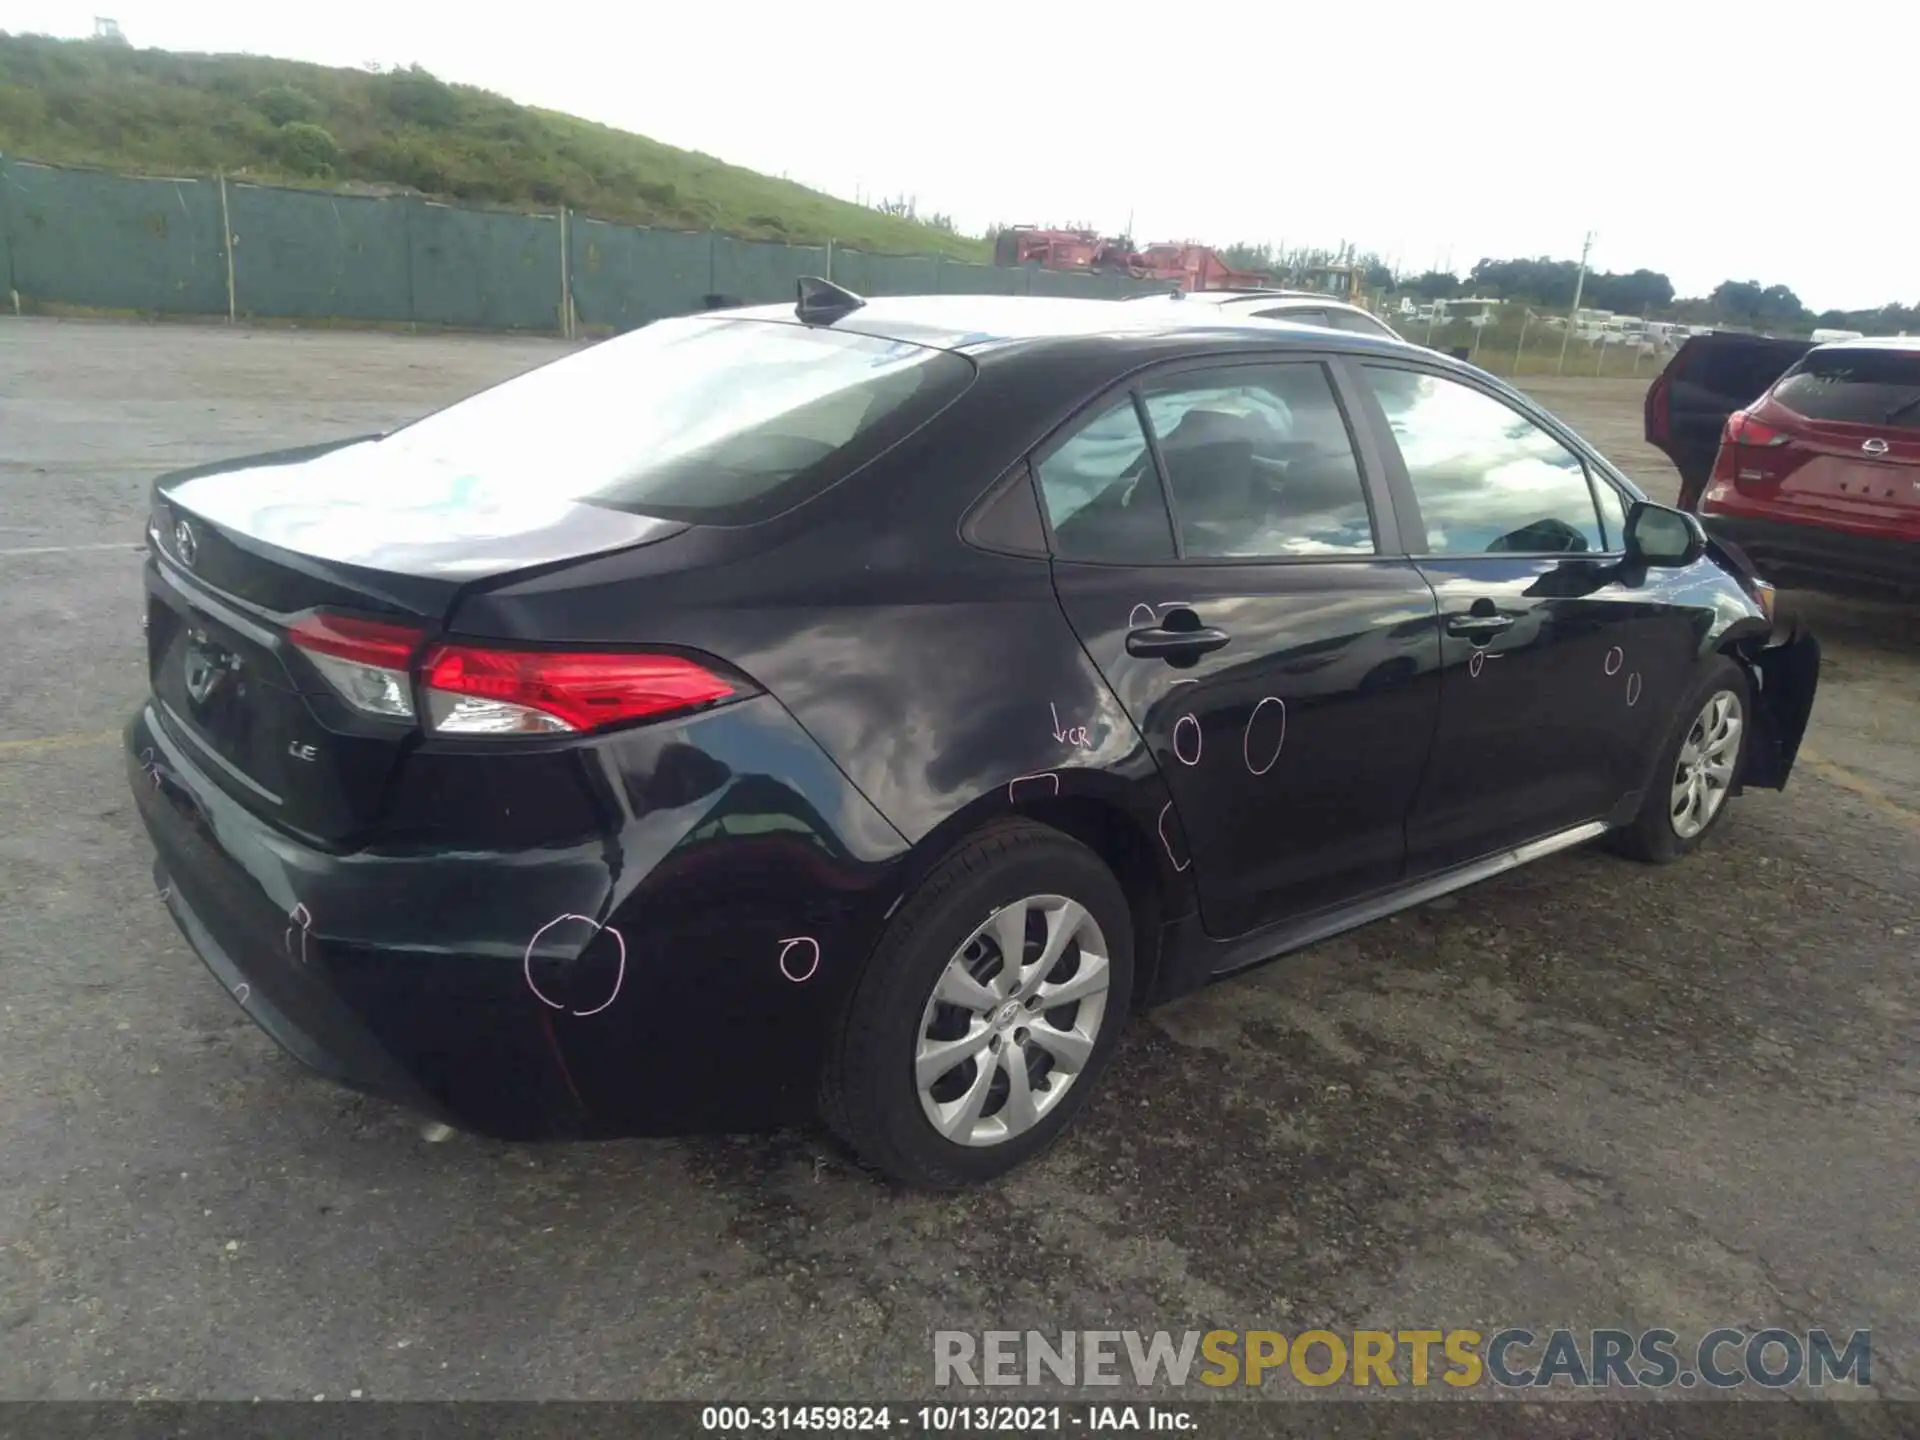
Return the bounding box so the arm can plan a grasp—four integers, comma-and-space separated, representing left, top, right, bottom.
1140, 364, 1374, 557
1036, 398, 1178, 562
1328, 309, 1395, 338
374, 316, 973, 524
1772, 349, 1920, 428
1254, 307, 1330, 328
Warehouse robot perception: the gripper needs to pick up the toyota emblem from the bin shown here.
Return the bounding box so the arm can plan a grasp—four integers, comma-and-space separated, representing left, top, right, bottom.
173, 518, 198, 568
1862, 437, 1890, 456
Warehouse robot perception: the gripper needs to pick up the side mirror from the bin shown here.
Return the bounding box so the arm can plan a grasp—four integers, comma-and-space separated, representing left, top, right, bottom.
1624, 500, 1705, 567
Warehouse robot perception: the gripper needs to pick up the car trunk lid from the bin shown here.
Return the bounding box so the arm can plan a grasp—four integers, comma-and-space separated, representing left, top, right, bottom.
147, 440, 688, 843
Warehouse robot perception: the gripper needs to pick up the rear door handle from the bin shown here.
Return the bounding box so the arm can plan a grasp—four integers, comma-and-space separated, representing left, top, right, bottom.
1444, 613, 1515, 638
1127, 625, 1231, 660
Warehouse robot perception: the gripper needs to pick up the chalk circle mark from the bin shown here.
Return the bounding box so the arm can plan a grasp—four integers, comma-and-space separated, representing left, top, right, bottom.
232, 982, 250, 1007
778, 936, 822, 984
1469, 650, 1485, 680
1243, 697, 1287, 776
1172, 714, 1202, 766
1128, 603, 1156, 629
1157, 801, 1191, 873
1626, 671, 1643, 707
284, 902, 312, 966
523, 914, 627, 1017
1007, 772, 1060, 802
1605, 646, 1624, 676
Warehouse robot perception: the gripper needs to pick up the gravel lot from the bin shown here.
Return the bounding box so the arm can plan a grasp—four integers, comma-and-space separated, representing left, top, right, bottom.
2, 320, 1915, 1419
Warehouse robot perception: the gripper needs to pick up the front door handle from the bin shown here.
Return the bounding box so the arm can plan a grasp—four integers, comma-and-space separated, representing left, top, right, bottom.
1127, 625, 1231, 661
1444, 612, 1515, 639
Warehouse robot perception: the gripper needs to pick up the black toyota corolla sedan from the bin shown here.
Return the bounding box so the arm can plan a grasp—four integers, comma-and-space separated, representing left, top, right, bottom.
128, 282, 1820, 1187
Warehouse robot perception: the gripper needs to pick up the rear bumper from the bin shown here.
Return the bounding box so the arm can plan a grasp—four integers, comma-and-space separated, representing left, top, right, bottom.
1700, 511, 1916, 594
128, 694, 908, 1141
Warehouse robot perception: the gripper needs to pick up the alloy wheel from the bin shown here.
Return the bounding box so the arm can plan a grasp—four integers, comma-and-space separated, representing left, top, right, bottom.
1670, 690, 1743, 840
914, 894, 1112, 1148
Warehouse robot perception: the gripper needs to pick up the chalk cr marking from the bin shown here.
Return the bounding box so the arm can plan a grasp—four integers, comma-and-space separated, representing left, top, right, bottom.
283, 903, 312, 966
1049, 702, 1092, 749
1605, 646, 1624, 676
778, 936, 822, 983
1243, 697, 1287, 776
1157, 801, 1191, 872
1007, 772, 1061, 801
1128, 603, 1156, 629
523, 914, 627, 1017
1626, 671, 1643, 706
137, 746, 161, 789
232, 982, 250, 1007
1172, 714, 1202, 766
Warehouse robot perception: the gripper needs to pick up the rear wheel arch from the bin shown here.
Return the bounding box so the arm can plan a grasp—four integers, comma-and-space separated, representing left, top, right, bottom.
879, 792, 1185, 1013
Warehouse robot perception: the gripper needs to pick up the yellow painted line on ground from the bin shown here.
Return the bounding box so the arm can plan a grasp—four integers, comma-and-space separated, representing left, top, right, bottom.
1797, 745, 1919, 830
0, 729, 118, 756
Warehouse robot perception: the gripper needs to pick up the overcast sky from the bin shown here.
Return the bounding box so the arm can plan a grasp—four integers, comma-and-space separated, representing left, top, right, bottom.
1, 0, 1907, 311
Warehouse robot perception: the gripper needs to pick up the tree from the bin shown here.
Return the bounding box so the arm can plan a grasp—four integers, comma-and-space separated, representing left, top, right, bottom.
1709, 279, 1810, 330
1403, 270, 1461, 300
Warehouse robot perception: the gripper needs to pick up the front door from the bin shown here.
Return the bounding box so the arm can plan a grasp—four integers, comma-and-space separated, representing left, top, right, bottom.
1352, 361, 1685, 870
1034, 356, 1442, 939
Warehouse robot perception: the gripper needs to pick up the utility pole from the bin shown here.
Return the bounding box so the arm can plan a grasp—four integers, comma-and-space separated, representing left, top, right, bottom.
1557, 229, 1595, 375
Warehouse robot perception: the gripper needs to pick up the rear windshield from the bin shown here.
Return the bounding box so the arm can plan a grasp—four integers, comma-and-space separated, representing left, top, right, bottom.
1772, 348, 1920, 428
380, 316, 974, 523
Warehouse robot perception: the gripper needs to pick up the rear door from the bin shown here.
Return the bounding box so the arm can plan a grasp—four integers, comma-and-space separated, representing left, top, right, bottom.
1353, 361, 1691, 870
1754, 347, 1920, 533
1037, 355, 1443, 939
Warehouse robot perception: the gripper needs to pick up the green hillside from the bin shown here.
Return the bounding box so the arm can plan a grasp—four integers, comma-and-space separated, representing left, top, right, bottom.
0, 33, 988, 259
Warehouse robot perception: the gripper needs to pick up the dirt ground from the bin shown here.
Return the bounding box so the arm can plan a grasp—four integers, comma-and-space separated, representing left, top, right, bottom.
2, 321, 1915, 1423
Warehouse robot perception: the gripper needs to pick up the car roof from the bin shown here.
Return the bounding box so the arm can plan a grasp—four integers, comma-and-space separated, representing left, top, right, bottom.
1810, 334, 1920, 354
719, 293, 1412, 359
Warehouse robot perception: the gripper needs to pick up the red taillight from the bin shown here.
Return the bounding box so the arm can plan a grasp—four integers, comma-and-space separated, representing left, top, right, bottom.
288, 612, 425, 720
1724, 409, 1791, 448
419, 645, 736, 736
288, 613, 424, 668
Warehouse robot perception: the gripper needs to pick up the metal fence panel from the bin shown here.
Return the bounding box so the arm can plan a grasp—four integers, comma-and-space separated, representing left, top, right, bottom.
0, 160, 12, 296
227, 183, 409, 322
409, 201, 560, 330
710, 236, 826, 306
4, 160, 227, 314
1028, 267, 1113, 300
936, 260, 1022, 296
571, 221, 711, 331
828, 249, 940, 297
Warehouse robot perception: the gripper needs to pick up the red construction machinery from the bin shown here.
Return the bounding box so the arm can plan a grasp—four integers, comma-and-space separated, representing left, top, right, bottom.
991, 227, 1269, 292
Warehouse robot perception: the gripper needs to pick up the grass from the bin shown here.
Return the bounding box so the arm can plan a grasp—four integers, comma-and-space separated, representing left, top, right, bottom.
0, 33, 990, 259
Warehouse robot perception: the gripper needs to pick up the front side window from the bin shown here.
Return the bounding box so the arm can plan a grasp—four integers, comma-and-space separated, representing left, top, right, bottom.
1362, 366, 1603, 555
1772, 348, 1920, 428
1590, 475, 1629, 550
369, 316, 973, 524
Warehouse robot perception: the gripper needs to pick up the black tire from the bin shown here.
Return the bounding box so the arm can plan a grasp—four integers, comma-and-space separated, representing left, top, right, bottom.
1610, 655, 1752, 864
820, 819, 1134, 1188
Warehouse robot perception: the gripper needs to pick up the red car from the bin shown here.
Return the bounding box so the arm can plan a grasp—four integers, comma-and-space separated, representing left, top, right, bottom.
1689, 338, 1920, 595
